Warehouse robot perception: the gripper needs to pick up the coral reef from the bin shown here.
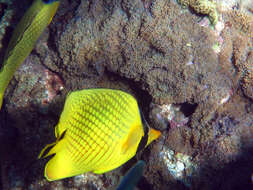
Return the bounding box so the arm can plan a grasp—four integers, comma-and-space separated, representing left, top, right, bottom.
5, 55, 63, 111
219, 9, 253, 102
142, 135, 197, 189
0, 3, 13, 51
149, 103, 189, 130
242, 65, 253, 100
53, 0, 234, 129
0, 0, 253, 189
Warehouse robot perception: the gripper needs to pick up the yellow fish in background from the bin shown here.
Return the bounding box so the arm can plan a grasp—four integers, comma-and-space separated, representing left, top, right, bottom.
38, 89, 161, 181
0, 0, 60, 109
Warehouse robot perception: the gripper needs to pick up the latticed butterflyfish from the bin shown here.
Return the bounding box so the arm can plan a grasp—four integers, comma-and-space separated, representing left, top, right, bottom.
38, 89, 161, 181
0, 0, 60, 109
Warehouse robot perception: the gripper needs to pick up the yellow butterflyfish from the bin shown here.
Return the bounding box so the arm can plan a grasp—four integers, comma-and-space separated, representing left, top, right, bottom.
0, 0, 60, 109
38, 89, 161, 181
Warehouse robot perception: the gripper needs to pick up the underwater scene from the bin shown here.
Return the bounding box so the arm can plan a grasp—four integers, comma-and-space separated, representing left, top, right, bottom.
0, 0, 253, 189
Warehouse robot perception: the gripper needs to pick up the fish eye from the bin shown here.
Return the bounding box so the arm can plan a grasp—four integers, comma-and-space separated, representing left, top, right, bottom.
42, 0, 58, 4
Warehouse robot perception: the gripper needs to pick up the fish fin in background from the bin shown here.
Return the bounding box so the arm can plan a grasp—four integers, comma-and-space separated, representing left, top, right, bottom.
0, 0, 60, 109
116, 160, 146, 190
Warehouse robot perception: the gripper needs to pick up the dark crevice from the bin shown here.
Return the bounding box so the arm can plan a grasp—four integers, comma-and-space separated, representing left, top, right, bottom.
0, 3, 7, 19
179, 102, 198, 117
120, 0, 131, 20
149, 43, 165, 57
47, 0, 81, 56
104, 69, 153, 118
137, 176, 155, 190
47, 27, 59, 56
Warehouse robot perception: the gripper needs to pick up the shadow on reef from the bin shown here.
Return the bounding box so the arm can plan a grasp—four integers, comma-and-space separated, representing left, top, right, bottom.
194, 148, 253, 190
0, 101, 18, 190
0, 97, 64, 189
138, 176, 189, 190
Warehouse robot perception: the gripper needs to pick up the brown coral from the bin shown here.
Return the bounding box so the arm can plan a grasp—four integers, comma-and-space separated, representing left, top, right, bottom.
241, 51, 253, 100
54, 0, 232, 129
226, 10, 253, 36
219, 10, 253, 91
242, 71, 253, 100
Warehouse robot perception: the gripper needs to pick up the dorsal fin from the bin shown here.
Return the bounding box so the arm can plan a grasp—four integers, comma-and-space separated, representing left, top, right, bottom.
38, 142, 57, 159
38, 130, 67, 159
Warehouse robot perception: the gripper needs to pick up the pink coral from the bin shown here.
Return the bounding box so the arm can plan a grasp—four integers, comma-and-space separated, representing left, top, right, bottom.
43, 69, 64, 104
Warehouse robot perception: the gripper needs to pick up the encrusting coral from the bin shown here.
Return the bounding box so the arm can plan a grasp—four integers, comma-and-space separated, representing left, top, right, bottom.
177, 0, 218, 24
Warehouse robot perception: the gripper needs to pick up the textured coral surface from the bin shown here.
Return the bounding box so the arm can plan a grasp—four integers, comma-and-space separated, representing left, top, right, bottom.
0, 0, 253, 189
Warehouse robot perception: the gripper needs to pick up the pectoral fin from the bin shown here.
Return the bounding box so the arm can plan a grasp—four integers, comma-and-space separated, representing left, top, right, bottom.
121, 124, 143, 154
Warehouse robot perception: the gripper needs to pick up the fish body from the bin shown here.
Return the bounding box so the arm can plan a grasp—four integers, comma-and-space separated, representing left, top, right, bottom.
39, 89, 161, 181
116, 160, 146, 190
0, 0, 60, 109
